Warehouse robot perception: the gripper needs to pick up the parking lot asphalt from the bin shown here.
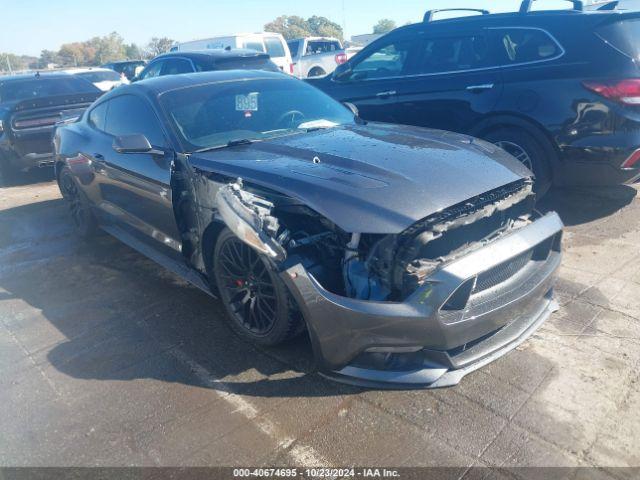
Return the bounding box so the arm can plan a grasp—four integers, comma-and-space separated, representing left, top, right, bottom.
1, 173, 639, 477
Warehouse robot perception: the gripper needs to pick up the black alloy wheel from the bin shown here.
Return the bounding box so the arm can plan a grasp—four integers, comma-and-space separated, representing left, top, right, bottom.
212, 228, 301, 346
59, 166, 97, 238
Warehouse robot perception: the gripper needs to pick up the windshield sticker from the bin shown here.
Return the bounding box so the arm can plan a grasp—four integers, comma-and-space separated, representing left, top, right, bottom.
236, 92, 259, 112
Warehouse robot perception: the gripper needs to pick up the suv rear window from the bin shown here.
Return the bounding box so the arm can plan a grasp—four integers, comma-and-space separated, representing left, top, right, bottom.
491, 28, 561, 65
597, 19, 640, 61
264, 37, 286, 58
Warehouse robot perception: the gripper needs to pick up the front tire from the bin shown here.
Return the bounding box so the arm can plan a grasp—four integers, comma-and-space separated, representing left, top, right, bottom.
483, 127, 553, 196
212, 228, 301, 346
58, 166, 98, 239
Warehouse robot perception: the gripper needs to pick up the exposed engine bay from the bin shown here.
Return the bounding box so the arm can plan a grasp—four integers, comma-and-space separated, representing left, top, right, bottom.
213, 176, 535, 302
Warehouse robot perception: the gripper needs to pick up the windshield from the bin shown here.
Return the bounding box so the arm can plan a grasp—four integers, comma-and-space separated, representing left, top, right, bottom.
77, 70, 121, 83
0, 77, 99, 103
160, 78, 355, 152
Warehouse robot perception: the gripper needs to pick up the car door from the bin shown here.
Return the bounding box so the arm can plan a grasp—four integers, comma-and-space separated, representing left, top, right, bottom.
93, 94, 181, 251
324, 33, 422, 123
395, 28, 503, 133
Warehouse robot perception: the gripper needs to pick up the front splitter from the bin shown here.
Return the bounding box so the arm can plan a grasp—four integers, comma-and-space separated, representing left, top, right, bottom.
319, 298, 559, 390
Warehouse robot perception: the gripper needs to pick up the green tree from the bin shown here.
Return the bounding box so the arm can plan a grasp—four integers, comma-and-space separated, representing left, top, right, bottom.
124, 43, 143, 60
307, 15, 343, 40
264, 15, 343, 41
38, 49, 59, 68
146, 37, 175, 58
373, 18, 397, 34
58, 42, 96, 66
90, 32, 126, 64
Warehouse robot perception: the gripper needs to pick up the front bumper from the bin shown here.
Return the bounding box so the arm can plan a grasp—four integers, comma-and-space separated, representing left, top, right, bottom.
281, 212, 563, 389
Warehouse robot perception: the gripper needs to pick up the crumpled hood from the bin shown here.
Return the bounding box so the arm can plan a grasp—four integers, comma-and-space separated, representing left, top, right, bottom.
188, 123, 532, 234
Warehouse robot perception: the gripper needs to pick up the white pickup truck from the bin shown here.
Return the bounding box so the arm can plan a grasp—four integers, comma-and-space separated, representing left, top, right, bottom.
286, 37, 347, 78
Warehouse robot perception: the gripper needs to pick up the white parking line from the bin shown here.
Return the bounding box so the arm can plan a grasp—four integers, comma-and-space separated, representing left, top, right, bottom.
168, 347, 330, 467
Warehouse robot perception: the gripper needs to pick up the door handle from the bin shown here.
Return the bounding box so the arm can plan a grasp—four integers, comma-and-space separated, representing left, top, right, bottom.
94, 153, 104, 160
376, 90, 397, 98
466, 83, 494, 92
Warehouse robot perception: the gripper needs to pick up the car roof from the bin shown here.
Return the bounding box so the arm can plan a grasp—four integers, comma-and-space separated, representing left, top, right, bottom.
0, 72, 76, 83
112, 69, 288, 96
103, 60, 145, 66
290, 37, 341, 42
152, 49, 270, 62
63, 67, 115, 74
392, 5, 639, 32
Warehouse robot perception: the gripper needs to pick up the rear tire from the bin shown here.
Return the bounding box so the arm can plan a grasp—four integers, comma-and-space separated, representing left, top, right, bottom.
483, 127, 552, 196
0, 157, 17, 188
58, 166, 98, 239
307, 67, 326, 78
212, 228, 301, 346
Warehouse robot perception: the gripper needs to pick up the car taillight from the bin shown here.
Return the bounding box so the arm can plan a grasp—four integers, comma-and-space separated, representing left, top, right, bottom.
289, 63, 294, 74
621, 149, 640, 169
335, 53, 347, 65
583, 79, 640, 105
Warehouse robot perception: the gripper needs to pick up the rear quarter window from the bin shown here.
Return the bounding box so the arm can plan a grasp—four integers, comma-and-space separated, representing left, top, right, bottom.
597, 19, 640, 61
243, 41, 266, 53
287, 41, 300, 57
490, 28, 562, 65
264, 37, 286, 58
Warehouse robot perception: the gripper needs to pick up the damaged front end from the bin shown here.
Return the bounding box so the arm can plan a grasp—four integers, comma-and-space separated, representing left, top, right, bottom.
214, 177, 562, 388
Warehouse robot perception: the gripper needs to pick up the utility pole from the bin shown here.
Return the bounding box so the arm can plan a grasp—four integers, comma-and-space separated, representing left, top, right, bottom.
342, 0, 347, 42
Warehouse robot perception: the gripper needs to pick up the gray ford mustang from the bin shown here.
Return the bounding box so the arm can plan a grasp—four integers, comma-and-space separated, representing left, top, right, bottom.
54, 70, 563, 388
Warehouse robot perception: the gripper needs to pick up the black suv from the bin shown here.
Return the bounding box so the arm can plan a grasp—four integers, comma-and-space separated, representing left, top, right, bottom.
133, 49, 280, 81
311, 0, 640, 190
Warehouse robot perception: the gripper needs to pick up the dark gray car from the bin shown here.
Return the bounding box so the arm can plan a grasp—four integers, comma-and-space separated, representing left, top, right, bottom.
53, 70, 562, 389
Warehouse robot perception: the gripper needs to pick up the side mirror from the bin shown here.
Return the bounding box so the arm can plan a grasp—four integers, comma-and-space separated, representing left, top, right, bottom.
333, 62, 352, 81
112, 134, 163, 155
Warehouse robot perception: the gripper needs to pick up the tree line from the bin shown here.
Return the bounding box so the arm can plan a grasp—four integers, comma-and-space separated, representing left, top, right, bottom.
263, 16, 399, 42
1, 33, 174, 72
2, 16, 402, 73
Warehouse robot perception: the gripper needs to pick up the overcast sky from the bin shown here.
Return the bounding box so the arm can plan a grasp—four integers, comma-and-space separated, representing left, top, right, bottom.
3, 0, 573, 56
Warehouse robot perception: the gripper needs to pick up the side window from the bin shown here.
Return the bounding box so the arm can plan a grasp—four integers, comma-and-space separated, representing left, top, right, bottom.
490, 28, 561, 65
104, 95, 165, 147
415, 34, 489, 74
347, 39, 416, 81
242, 40, 265, 53
160, 58, 194, 76
264, 37, 286, 58
192, 58, 208, 72
139, 61, 163, 80
287, 41, 300, 58
88, 101, 108, 131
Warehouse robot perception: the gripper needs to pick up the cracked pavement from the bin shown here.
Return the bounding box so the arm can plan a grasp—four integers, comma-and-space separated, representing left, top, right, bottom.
1, 173, 639, 478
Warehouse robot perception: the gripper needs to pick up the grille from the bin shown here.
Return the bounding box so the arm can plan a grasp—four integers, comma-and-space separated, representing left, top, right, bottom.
473, 248, 533, 294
